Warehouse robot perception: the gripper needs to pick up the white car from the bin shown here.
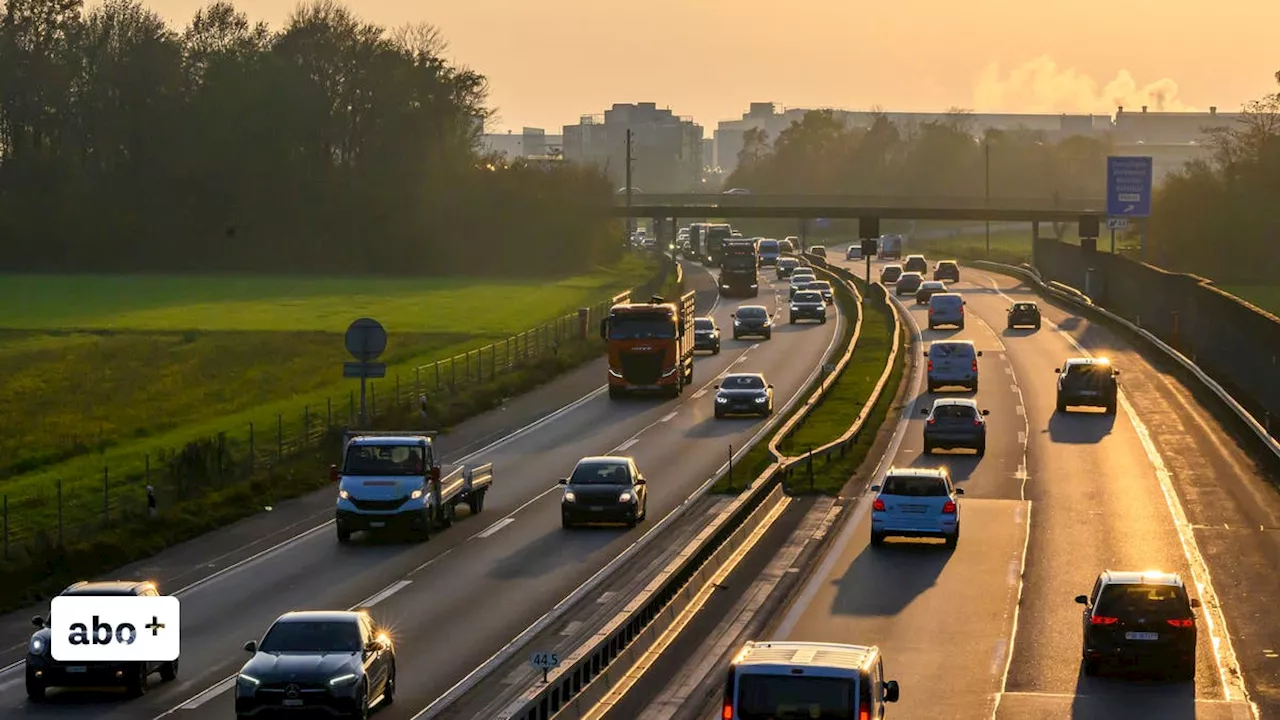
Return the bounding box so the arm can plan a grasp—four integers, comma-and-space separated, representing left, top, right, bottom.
870, 468, 963, 548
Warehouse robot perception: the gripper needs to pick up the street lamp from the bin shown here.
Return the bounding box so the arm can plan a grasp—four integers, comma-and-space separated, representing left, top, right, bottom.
983, 137, 991, 258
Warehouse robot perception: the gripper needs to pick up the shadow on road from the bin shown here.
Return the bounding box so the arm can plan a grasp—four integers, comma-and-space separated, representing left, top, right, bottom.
487, 528, 612, 579
1071, 672, 1195, 719
684, 415, 761, 439
830, 542, 950, 617
1046, 410, 1116, 443
902, 453, 979, 483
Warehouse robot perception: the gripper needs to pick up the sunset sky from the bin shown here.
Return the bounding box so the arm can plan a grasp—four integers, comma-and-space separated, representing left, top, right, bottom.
137, 0, 1278, 135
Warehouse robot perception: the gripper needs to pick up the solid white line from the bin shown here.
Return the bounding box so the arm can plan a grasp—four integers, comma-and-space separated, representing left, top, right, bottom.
474, 518, 514, 539
179, 677, 237, 709
358, 580, 412, 608
659, 412, 678, 423
616, 438, 639, 452
1015, 405, 1025, 416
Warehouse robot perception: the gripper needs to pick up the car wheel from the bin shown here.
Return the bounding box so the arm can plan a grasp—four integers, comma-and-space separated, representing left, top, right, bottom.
820, 317, 826, 324
608, 386, 624, 400
870, 531, 886, 547
561, 514, 573, 530
1082, 655, 1100, 677
640, 500, 648, 521
1007, 321, 1014, 330
923, 443, 934, 454
1105, 400, 1117, 415
126, 662, 150, 697
160, 659, 179, 682
789, 316, 796, 324
1172, 657, 1195, 683
732, 333, 740, 340
713, 343, 721, 354
971, 381, 978, 392
337, 526, 352, 544
958, 320, 966, 329
976, 442, 986, 456
928, 323, 935, 330
765, 330, 772, 340
382, 662, 396, 705
355, 680, 370, 720
25, 668, 46, 702
1056, 397, 1068, 413
945, 529, 959, 549
1034, 320, 1042, 330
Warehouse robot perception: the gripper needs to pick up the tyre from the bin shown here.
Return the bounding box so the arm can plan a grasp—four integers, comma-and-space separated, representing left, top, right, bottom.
468, 491, 482, 515
976, 442, 986, 457
639, 500, 648, 521
1007, 321, 1014, 330
561, 514, 573, 530
609, 386, 624, 400
337, 525, 352, 543
945, 529, 959, 549
355, 680, 370, 720
733, 333, 740, 341
713, 343, 721, 355
959, 320, 966, 329
1105, 399, 1117, 415
25, 668, 46, 702
1082, 656, 1100, 677
923, 443, 934, 455
1034, 320, 1042, 330
1172, 657, 1195, 683
789, 316, 796, 324
928, 323, 935, 330
970, 380, 978, 392
820, 317, 827, 324
382, 663, 396, 705
870, 531, 886, 547
126, 662, 149, 697
1056, 396, 1068, 413
160, 660, 179, 682
765, 330, 772, 340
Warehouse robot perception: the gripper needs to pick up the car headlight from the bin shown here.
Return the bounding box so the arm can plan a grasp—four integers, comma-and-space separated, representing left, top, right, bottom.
410, 488, 424, 500
29, 636, 46, 655
329, 673, 358, 687
238, 673, 261, 687
619, 491, 633, 503
715, 396, 728, 404
338, 489, 350, 500
754, 396, 768, 403
733, 320, 741, 326
790, 305, 799, 312
564, 490, 576, 503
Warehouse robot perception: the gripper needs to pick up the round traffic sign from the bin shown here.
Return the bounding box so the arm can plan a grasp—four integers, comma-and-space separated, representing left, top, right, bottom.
345, 318, 387, 362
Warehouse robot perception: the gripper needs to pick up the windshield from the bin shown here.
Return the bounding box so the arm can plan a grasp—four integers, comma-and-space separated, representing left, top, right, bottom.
929, 342, 970, 357
932, 404, 976, 420
737, 674, 856, 720
922, 282, 944, 290
883, 266, 901, 275
737, 307, 767, 319
779, 259, 798, 268
259, 620, 362, 653
1014, 303, 1036, 311
570, 462, 631, 485
343, 444, 424, 476
931, 295, 962, 307
882, 475, 949, 497
758, 241, 779, 253
794, 292, 823, 304
724, 256, 757, 270
695, 318, 714, 330
939, 262, 957, 269
1065, 364, 1110, 378
609, 314, 676, 340
1096, 584, 1190, 620
808, 281, 831, 290
722, 375, 765, 390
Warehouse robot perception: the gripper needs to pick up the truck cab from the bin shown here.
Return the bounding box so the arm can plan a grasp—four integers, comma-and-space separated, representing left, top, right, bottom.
602, 293, 697, 399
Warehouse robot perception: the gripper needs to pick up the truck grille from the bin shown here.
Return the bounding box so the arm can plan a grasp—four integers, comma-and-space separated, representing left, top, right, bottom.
349, 497, 406, 511
620, 353, 663, 385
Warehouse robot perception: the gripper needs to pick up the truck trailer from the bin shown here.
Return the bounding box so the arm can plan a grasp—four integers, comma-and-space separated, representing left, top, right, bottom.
602, 291, 697, 399
332, 431, 493, 542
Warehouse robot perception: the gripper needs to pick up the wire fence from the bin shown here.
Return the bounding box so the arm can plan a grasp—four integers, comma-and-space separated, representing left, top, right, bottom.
0, 265, 669, 565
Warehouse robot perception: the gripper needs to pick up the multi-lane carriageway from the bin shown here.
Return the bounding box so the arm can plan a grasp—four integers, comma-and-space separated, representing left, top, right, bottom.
621, 252, 1280, 720
0, 260, 845, 719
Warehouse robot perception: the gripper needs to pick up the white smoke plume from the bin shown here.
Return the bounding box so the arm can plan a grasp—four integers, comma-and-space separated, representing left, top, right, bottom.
973, 55, 1195, 115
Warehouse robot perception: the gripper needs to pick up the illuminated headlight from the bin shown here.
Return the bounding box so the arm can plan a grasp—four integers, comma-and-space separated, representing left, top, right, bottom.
238, 673, 261, 687
328, 673, 358, 687
715, 396, 728, 404
564, 490, 576, 503
754, 396, 768, 403
662, 366, 678, 377
750, 284, 758, 288
733, 320, 741, 326
338, 489, 350, 500
790, 305, 799, 312
721, 284, 729, 289
410, 488, 424, 500
28, 636, 46, 655
619, 491, 634, 503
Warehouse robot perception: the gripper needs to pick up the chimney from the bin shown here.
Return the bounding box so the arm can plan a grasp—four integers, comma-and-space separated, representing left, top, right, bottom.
1210, 106, 1217, 115
1141, 105, 1148, 113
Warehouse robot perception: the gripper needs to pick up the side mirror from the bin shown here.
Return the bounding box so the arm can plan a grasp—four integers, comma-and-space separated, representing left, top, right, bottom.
768, 384, 774, 389
954, 487, 965, 495
981, 409, 990, 416
330, 464, 340, 483
429, 466, 441, 481
367, 639, 384, 652
922, 351, 929, 358
713, 384, 720, 389
1054, 368, 1062, 373
1112, 370, 1121, 376
1074, 595, 1089, 605
920, 408, 929, 415
635, 477, 646, 485
884, 680, 900, 703
730, 313, 736, 318
557, 478, 568, 485
870, 484, 881, 492
31, 615, 44, 629
976, 350, 983, 357
244, 640, 257, 653
1190, 598, 1202, 608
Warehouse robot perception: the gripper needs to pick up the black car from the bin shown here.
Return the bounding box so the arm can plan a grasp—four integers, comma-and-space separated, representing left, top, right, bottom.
1007, 301, 1041, 329
732, 305, 772, 340
693, 316, 721, 354
27, 580, 179, 701
236, 610, 395, 718
714, 373, 774, 418
921, 399, 988, 455
805, 279, 834, 304
880, 264, 903, 284
1075, 570, 1199, 680
776, 257, 800, 278
915, 281, 947, 304
1055, 358, 1119, 414
560, 456, 648, 528
934, 260, 960, 282
789, 290, 827, 324
895, 272, 924, 296
903, 254, 928, 274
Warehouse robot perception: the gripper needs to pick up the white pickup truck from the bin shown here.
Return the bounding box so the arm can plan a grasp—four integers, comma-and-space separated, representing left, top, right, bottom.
332, 430, 493, 543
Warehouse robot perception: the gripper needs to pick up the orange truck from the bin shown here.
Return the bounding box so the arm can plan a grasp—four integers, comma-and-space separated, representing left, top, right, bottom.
601, 291, 697, 399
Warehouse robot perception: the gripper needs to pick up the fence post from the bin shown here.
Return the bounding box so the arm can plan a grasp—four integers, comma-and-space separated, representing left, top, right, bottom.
103, 466, 110, 528
249, 422, 255, 471
277, 412, 283, 461
57, 479, 63, 545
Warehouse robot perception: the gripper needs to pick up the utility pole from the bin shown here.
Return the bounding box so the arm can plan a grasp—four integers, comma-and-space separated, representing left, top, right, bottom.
984, 140, 991, 258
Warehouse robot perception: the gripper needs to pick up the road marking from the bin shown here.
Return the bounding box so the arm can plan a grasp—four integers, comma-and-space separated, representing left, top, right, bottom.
178, 677, 237, 710
1015, 405, 1025, 416
475, 518, 515, 539
692, 390, 707, 399
616, 438, 639, 452
1004, 366, 1012, 374
659, 411, 678, 422
357, 580, 412, 608
1017, 431, 1026, 444
990, 638, 1008, 676
1010, 383, 1018, 393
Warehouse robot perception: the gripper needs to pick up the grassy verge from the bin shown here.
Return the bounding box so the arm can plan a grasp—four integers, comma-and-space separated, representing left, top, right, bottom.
0, 258, 676, 611
1221, 285, 1280, 317
711, 274, 902, 495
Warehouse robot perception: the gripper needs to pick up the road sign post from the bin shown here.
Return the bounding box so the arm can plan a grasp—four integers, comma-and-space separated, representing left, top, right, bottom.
531, 651, 560, 683
344, 318, 388, 425
1107, 156, 1153, 258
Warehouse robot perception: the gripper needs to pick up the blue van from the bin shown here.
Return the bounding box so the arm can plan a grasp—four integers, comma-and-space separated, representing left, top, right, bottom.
756, 238, 780, 266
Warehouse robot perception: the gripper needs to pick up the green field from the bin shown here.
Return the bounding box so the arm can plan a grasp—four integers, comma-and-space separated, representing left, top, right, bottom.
0, 257, 653, 494
1221, 286, 1280, 317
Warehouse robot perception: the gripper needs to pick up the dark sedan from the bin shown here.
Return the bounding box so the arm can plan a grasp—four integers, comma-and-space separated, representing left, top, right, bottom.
921, 399, 988, 455
1076, 570, 1199, 680
236, 610, 395, 718
880, 264, 903, 284
714, 373, 774, 418
933, 260, 960, 282
895, 272, 924, 296
789, 290, 827, 324
1007, 301, 1041, 329
560, 456, 648, 528
805, 279, 834, 304
915, 280, 947, 304
732, 305, 773, 340
776, 257, 800, 278
1055, 357, 1119, 414
693, 316, 721, 354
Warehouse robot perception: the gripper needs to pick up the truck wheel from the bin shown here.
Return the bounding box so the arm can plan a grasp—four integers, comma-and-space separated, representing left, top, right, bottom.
438, 503, 454, 529
26, 669, 46, 702
337, 526, 352, 544
468, 490, 485, 515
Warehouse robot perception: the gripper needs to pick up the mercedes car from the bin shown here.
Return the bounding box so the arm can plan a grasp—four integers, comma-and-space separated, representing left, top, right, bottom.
714, 373, 774, 418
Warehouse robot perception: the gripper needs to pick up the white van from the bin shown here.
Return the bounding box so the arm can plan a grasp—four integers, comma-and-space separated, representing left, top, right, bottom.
723, 641, 900, 719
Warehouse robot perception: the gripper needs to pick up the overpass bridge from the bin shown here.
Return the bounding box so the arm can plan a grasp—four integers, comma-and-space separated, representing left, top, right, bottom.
612, 193, 1106, 223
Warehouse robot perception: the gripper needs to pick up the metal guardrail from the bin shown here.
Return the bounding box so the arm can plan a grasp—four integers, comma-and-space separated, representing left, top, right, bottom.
491, 254, 903, 720
970, 259, 1280, 463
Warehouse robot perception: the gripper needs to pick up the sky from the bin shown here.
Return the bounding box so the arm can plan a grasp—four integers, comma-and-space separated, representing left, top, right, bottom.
134, 0, 1278, 135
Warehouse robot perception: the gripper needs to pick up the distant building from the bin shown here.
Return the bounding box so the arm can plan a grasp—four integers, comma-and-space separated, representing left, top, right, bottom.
1111, 105, 1241, 182
563, 103, 704, 192
480, 127, 564, 161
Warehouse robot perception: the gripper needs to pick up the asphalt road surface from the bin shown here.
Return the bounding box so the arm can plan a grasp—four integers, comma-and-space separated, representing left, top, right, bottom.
690, 250, 1270, 720
0, 260, 843, 720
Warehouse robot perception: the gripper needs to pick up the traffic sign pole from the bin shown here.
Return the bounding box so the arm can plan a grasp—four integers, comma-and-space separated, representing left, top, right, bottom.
344, 318, 388, 426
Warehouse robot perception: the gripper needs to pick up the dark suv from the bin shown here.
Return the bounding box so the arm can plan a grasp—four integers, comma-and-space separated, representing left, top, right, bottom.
26, 580, 179, 701
693, 316, 721, 354
1007, 301, 1041, 329
1055, 358, 1119, 414
903, 254, 928, 274
1075, 570, 1199, 680
933, 260, 960, 282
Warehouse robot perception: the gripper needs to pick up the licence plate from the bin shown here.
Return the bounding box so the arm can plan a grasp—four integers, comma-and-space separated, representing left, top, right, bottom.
1125, 631, 1158, 641
283, 699, 304, 707
66, 666, 86, 673
589, 506, 604, 512
370, 521, 386, 528
1079, 390, 1098, 396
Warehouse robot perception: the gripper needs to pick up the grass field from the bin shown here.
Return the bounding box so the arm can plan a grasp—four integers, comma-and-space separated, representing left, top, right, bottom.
0, 256, 654, 488
1221, 286, 1280, 317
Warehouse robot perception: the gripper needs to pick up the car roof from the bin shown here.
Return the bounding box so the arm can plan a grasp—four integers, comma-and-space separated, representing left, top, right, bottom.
884, 264, 902, 269
900, 271, 922, 277
1014, 300, 1038, 305
906, 254, 925, 258
275, 610, 365, 624
62, 580, 156, 596
576, 455, 630, 466
931, 398, 978, 409
1100, 570, 1184, 588
937, 259, 958, 265
930, 293, 963, 301
724, 372, 765, 381
884, 467, 948, 478
929, 338, 975, 348
695, 316, 715, 323
734, 641, 876, 671
737, 304, 768, 311
921, 280, 945, 286
807, 279, 831, 286
778, 257, 798, 264
794, 291, 823, 300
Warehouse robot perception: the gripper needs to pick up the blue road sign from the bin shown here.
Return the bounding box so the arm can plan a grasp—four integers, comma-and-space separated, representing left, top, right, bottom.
1107, 156, 1153, 217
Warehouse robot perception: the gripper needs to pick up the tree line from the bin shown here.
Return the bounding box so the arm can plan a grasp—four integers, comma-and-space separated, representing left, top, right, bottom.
1147, 71, 1280, 283
0, 0, 620, 277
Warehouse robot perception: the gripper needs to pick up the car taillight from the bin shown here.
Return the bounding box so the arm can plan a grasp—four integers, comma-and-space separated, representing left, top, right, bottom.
859, 709, 870, 720
974, 419, 982, 426
1167, 619, 1194, 628
1090, 615, 1119, 625
722, 702, 733, 720
941, 501, 956, 513
971, 360, 978, 372
927, 360, 933, 371
927, 418, 936, 424
873, 498, 886, 511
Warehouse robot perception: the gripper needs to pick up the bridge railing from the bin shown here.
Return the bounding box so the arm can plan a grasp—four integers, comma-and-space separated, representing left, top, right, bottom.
613, 193, 1105, 211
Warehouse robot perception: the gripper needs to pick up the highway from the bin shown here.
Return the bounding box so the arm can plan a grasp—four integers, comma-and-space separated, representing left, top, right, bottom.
639, 249, 1277, 720
0, 258, 844, 719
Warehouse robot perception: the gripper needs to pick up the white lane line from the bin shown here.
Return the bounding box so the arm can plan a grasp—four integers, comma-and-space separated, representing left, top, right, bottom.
179, 677, 237, 709
1004, 366, 1012, 374
1017, 431, 1027, 445
692, 389, 707, 399
358, 580, 412, 608
1010, 383, 1018, 393
474, 518, 515, 539
659, 411, 678, 423
616, 438, 639, 452
990, 638, 1008, 676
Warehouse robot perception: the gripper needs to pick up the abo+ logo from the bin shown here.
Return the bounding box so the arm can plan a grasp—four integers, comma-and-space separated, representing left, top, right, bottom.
51, 596, 180, 662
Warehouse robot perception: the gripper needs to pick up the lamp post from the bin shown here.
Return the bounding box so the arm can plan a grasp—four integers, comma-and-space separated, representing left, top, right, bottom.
984, 138, 991, 258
